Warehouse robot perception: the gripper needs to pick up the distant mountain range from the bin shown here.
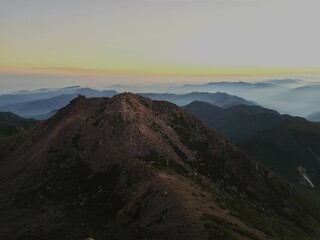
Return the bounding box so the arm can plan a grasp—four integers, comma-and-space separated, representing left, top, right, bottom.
181, 81, 274, 90
173, 79, 320, 117
0, 86, 83, 106
0, 88, 117, 118
175, 79, 302, 95
307, 111, 320, 122
261, 79, 304, 85
0, 88, 257, 119
32, 109, 59, 120
140, 92, 256, 108
1, 93, 319, 239
0, 94, 78, 118
1, 78, 318, 118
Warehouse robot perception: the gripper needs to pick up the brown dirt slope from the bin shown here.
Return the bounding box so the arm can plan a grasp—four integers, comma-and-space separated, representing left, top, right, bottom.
0, 93, 319, 240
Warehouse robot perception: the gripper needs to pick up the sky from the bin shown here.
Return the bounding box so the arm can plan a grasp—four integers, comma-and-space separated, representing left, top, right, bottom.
1, 0, 320, 91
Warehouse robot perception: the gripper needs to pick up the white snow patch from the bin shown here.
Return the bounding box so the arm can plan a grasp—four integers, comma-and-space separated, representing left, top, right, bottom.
302, 174, 315, 188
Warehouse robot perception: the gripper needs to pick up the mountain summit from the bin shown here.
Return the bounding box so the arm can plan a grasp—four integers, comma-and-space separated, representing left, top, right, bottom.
0, 93, 319, 240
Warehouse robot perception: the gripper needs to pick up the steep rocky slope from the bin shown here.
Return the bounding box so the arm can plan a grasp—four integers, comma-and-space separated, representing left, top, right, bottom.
0, 93, 319, 240
183, 101, 320, 204
239, 121, 320, 189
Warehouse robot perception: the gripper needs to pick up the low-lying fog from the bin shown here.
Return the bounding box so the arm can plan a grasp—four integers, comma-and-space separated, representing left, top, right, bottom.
0, 73, 319, 118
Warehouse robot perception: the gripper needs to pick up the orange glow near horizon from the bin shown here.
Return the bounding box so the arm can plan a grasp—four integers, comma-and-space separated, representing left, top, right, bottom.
1, 1, 319, 83
1, 67, 320, 79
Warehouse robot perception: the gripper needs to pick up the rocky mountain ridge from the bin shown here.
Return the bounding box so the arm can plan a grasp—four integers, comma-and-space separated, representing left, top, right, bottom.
0, 93, 319, 240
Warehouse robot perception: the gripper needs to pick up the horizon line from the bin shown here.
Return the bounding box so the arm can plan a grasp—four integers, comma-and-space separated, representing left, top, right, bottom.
1, 67, 320, 78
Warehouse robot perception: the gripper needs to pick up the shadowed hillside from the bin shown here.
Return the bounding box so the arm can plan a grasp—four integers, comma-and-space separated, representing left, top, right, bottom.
184, 101, 284, 142
0, 93, 319, 240
0, 112, 37, 138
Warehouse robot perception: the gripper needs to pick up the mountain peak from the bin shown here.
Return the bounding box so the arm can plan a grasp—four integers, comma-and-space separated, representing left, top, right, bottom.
1, 93, 320, 239
113, 92, 151, 107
